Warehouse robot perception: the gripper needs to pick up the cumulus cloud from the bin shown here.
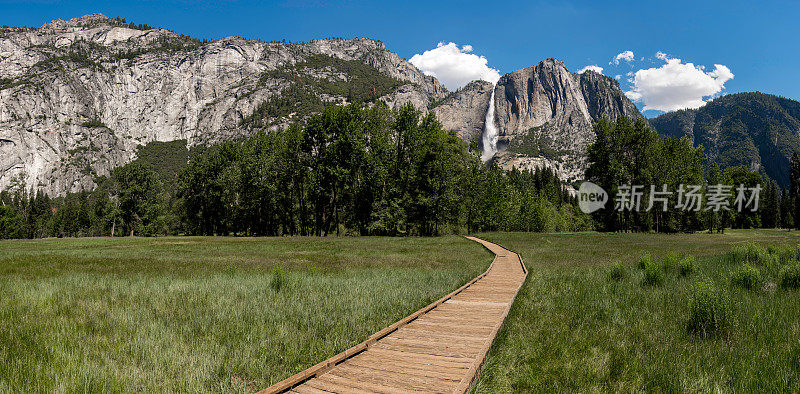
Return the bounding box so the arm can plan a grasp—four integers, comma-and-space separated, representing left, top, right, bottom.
409, 42, 500, 91
578, 65, 604, 74
611, 50, 634, 65
624, 53, 734, 112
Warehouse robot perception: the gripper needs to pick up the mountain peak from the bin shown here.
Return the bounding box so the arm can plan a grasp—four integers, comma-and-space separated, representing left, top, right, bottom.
538, 58, 566, 67
504, 58, 569, 77
43, 13, 111, 29
69, 13, 111, 24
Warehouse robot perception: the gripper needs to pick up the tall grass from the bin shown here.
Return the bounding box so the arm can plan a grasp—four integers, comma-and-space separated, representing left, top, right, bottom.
729, 242, 778, 269
686, 278, 731, 338
642, 257, 664, 286
780, 263, 800, 289
0, 236, 489, 391
475, 230, 800, 392
270, 266, 288, 292
730, 264, 761, 289
609, 261, 627, 281
678, 256, 697, 277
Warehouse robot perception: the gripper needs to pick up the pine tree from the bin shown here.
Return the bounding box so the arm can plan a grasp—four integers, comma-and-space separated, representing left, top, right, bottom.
791, 152, 800, 229
782, 189, 795, 229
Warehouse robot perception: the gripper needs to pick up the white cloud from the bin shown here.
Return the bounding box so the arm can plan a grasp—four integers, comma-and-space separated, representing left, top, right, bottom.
409, 42, 500, 91
624, 53, 734, 112
614, 74, 621, 80
610, 50, 634, 65
578, 65, 604, 74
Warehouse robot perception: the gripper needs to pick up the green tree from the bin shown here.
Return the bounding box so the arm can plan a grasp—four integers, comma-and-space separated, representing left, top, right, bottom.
791, 152, 800, 229
113, 162, 162, 236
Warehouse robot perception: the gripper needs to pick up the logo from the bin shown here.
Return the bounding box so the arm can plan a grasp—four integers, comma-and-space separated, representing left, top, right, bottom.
578, 182, 608, 213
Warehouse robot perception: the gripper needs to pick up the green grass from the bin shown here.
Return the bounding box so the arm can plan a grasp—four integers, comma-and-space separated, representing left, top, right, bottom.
475, 229, 800, 392
6, 230, 800, 392
730, 264, 761, 289
0, 236, 491, 392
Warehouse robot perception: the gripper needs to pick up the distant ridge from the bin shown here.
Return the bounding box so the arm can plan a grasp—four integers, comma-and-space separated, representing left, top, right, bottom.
651, 92, 800, 187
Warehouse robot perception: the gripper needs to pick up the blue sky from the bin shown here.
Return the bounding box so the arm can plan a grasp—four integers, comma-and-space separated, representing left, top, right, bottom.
3, 0, 799, 116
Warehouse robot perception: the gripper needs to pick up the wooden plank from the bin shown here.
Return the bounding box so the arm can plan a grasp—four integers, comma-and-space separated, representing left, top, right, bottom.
314, 373, 411, 394
396, 324, 487, 337
371, 342, 481, 359
344, 358, 463, 383
304, 377, 375, 394
289, 385, 333, 394
327, 364, 457, 393
349, 354, 469, 376
388, 328, 486, 343
379, 336, 481, 351
407, 321, 496, 336
362, 347, 474, 368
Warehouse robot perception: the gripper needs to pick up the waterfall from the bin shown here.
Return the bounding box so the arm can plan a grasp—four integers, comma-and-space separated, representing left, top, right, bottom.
481, 88, 498, 162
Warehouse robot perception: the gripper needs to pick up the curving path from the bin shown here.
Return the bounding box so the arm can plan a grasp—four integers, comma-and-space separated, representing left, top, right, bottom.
260, 236, 527, 394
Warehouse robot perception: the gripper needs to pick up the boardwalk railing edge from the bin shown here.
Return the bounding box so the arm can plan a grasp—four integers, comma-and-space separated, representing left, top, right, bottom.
258, 236, 507, 394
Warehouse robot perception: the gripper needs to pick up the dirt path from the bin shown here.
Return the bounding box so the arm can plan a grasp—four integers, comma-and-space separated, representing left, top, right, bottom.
261, 236, 527, 393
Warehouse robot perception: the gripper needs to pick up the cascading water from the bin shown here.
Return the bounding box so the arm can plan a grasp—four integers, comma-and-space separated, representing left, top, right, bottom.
480, 88, 498, 162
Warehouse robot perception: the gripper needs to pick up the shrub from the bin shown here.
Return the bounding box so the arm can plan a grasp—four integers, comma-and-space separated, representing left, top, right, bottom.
663, 253, 681, 273
609, 261, 626, 281
780, 263, 800, 289
663, 253, 679, 273
638, 252, 653, 270
270, 266, 288, 292
730, 264, 760, 289
642, 258, 664, 286
80, 118, 107, 128
679, 256, 697, 277
687, 279, 731, 337
777, 245, 800, 265
730, 242, 776, 268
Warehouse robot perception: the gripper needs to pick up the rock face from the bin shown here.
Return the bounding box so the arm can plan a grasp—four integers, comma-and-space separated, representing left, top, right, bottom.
431, 80, 494, 143
491, 59, 643, 182
0, 14, 446, 195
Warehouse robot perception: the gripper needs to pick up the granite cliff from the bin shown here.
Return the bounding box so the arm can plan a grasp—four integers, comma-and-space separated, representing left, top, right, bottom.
0, 14, 445, 194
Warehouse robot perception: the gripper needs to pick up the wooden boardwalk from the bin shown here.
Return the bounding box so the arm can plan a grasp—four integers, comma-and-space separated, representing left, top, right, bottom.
260, 236, 527, 394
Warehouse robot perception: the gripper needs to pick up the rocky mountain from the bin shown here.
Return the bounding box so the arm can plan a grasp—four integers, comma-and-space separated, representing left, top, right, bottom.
1, 14, 644, 195
429, 60, 643, 183
0, 14, 446, 195
651, 92, 800, 188
431, 80, 495, 143
489, 59, 642, 183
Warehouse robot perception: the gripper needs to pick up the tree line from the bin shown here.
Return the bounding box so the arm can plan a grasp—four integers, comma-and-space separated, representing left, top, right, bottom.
0, 104, 587, 239
3, 110, 797, 239
586, 117, 791, 233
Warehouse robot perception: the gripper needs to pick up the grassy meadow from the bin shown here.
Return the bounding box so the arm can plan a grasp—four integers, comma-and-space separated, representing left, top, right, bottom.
0, 236, 491, 392
475, 230, 800, 392
4, 230, 800, 393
